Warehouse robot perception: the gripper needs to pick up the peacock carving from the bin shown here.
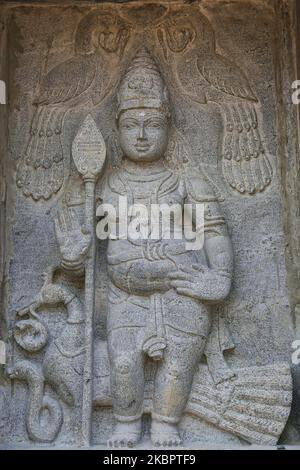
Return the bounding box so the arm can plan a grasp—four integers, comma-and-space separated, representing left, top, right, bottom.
157, 6, 272, 195
16, 9, 130, 201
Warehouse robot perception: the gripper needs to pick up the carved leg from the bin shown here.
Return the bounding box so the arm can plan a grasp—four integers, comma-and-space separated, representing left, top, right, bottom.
107, 327, 145, 447
151, 327, 206, 446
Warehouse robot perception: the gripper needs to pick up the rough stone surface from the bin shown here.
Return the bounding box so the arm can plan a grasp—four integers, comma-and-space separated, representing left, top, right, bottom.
0, 0, 300, 448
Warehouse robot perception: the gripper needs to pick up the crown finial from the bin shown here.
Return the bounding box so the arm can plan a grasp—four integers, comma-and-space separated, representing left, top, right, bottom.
117, 48, 169, 118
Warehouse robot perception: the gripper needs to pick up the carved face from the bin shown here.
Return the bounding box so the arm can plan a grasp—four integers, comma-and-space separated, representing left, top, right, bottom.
118, 109, 169, 163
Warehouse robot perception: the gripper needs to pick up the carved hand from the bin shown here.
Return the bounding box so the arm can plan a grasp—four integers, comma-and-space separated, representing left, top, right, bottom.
169, 264, 232, 302
129, 258, 176, 293
142, 336, 167, 361
54, 207, 91, 270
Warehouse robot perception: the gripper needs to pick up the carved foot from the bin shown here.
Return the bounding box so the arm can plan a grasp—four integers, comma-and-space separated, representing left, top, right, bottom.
107, 419, 142, 448
151, 420, 182, 447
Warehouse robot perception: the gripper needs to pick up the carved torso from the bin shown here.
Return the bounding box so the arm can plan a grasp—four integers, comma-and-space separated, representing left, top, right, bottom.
98, 159, 211, 272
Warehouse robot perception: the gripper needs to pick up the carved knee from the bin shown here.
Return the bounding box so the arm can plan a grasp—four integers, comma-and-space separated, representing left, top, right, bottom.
112, 354, 133, 376
166, 361, 194, 382
166, 363, 181, 380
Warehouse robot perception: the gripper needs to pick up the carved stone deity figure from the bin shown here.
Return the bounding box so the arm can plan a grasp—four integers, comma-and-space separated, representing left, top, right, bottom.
56, 48, 233, 447
5, 3, 298, 449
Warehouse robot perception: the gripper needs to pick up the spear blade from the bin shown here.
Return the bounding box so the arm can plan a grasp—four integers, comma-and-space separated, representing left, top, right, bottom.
72, 114, 106, 181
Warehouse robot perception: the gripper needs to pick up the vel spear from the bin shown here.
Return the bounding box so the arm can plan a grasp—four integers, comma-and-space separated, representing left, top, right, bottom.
72, 114, 106, 446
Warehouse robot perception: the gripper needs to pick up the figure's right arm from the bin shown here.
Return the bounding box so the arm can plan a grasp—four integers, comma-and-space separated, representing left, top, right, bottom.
54, 175, 109, 275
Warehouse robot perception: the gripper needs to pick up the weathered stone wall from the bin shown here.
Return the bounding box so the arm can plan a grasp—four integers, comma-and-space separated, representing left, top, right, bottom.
272, 0, 300, 443
0, 0, 300, 448
0, 3, 10, 443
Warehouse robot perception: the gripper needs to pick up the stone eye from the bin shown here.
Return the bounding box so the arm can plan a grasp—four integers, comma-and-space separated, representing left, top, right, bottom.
122, 122, 135, 129
149, 122, 161, 128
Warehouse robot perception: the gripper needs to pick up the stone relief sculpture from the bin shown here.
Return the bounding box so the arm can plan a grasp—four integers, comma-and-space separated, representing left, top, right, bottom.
95, 48, 234, 447
156, 6, 273, 195
0, 167, 5, 293
15, 4, 272, 203
16, 8, 130, 201
8, 43, 292, 448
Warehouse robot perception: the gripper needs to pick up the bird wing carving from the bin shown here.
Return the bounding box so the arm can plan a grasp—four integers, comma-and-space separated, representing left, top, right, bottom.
197, 52, 272, 194
197, 51, 272, 194
17, 9, 131, 202
157, 7, 273, 195
17, 55, 100, 201
198, 53, 256, 102
36, 55, 97, 106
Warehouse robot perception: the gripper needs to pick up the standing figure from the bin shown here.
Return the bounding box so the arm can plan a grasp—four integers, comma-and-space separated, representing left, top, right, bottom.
57, 48, 233, 447
102, 48, 233, 447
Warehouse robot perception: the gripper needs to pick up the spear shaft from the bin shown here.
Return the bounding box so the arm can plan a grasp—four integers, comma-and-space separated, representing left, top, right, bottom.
82, 179, 96, 445
72, 115, 106, 446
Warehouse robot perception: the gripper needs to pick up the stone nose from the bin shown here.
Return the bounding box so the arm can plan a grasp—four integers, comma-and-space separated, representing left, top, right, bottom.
137, 125, 147, 141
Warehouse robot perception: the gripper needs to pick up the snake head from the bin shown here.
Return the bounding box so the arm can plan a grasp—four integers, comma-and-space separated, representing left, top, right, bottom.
41, 266, 56, 286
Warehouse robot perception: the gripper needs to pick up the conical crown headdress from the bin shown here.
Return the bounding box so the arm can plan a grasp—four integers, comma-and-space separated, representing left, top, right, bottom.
117, 48, 169, 118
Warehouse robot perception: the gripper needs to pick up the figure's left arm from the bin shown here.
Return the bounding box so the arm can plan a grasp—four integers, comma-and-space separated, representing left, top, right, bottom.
169, 175, 233, 302
201, 198, 233, 301
203, 197, 233, 279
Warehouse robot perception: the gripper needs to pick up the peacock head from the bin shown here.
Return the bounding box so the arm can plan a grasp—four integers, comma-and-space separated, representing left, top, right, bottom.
157, 8, 215, 56
75, 10, 130, 56
96, 13, 130, 54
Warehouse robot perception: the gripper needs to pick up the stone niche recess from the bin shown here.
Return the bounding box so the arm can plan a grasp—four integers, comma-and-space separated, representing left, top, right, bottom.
1, 0, 300, 449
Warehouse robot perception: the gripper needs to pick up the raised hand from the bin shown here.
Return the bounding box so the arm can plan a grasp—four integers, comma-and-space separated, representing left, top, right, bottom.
54, 206, 91, 268
169, 264, 232, 302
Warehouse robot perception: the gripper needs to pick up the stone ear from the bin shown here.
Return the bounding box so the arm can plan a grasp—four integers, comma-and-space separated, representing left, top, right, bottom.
163, 87, 169, 104
116, 93, 121, 125
107, 130, 123, 168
